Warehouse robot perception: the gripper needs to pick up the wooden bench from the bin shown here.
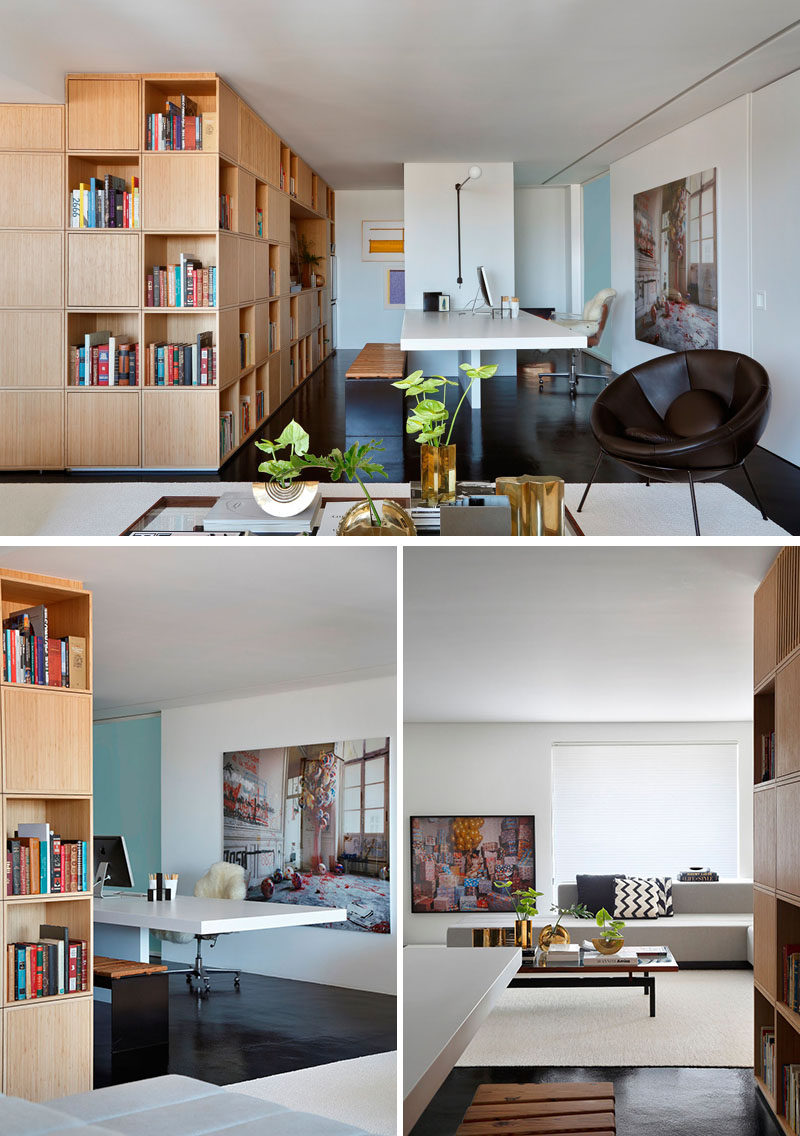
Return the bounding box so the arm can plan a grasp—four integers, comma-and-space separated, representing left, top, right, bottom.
94, 956, 170, 1074
456, 1081, 616, 1135
345, 342, 407, 380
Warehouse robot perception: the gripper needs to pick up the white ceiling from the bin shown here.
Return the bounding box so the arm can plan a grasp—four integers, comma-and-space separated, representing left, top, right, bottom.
0, 546, 396, 716
2, 1, 799, 187
404, 545, 779, 723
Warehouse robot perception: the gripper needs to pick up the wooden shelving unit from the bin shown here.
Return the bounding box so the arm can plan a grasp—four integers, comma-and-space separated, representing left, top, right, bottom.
0, 73, 334, 471
753, 547, 800, 1134
0, 566, 93, 1101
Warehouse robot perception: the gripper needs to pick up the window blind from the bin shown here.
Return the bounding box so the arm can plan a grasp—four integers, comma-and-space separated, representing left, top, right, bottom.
552, 742, 739, 883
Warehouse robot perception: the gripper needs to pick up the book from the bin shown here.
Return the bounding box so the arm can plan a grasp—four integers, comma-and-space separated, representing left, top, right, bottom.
203, 490, 322, 534
66, 636, 87, 690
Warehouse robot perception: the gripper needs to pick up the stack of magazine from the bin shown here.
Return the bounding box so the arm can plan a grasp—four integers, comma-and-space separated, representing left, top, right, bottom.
203, 491, 322, 535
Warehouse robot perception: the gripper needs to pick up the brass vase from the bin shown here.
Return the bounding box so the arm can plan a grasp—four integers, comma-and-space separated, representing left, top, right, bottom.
514, 919, 533, 949
538, 924, 570, 952
592, 936, 624, 955
336, 498, 417, 537
420, 444, 456, 506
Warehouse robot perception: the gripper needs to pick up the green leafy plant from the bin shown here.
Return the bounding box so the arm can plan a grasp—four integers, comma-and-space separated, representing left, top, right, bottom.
494, 881, 543, 921
297, 232, 322, 277
392, 363, 498, 448
539, 901, 592, 948
595, 907, 626, 941
255, 420, 389, 527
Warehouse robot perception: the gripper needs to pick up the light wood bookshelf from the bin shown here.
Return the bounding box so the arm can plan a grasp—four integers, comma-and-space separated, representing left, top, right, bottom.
0, 566, 93, 1101
753, 547, 800, 1133
0, 73, 334, 471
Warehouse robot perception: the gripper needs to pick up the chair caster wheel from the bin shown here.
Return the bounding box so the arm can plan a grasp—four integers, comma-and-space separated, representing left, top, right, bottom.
234, 977, 240, 989
185, 975, 193, 985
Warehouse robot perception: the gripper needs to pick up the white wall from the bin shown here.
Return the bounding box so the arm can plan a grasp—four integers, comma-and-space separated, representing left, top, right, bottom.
609, 96, 752, 377
161, 674, 397, 995
752, 68, 800, 467
336, 188, 405, 350
514, 186, 570, 312
404, 161, 516, 374
404, 720, 752, 946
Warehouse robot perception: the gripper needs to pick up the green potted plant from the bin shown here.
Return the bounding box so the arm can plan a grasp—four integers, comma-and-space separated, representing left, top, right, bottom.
494, 880, 543, 948
297, 232, 322, 288
591, 907, 626, 955
253, 420, 416, 534
392, 363, 498, 505
538, 901, 592, 951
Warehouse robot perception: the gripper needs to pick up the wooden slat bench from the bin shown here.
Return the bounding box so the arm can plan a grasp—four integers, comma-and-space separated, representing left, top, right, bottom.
94, 956, 170, 1075
456, 1082, 616, 1135
345, 342, 407, 379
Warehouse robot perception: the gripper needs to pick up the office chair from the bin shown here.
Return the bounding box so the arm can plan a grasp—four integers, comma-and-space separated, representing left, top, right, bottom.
547, 288, 616, 396
154, 861, 247, 998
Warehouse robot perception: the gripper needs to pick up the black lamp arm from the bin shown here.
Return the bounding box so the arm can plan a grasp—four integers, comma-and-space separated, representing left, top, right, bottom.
455, 177, 471, 286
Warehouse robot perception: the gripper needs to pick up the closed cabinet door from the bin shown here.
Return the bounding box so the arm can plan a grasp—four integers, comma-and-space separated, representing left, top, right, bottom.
2, 686, 93, 793
0, 391, 63, 469
142, 154, 218, 231
0, 232, 62, 307
67, 78, 140, 150
142, 389, 218, 468
776, 654, 800, 777
4, 997, 93, 1100
0, 154, 63, 229
67, 390, 140, 467
67, 232, 140, 308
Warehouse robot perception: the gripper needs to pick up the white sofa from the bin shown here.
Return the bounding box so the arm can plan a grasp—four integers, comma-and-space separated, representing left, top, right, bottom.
446, 880, 754, 964
0, 1075, 380, 1135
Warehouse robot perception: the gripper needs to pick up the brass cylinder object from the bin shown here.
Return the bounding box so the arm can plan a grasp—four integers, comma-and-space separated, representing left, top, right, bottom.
420, 444, 456, 506
496, 475, 565, 536
514, 919, 533, 949
471, 927, 504, 947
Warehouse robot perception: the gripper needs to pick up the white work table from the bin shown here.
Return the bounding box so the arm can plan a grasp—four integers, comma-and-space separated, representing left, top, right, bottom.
400, 309, 587, 408
94, 894, 348, 964
403, 944, 521, 1134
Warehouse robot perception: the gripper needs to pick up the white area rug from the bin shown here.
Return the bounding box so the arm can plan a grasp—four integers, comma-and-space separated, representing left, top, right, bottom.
0, 478, 788, 536
455, 971, 751, 1067
565, 482, 787, 536
227, 1050, 396, 1136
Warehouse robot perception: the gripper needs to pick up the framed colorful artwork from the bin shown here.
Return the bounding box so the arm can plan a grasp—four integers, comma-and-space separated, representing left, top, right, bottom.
385, 267, 405, 309
362, 220, 405, 261
409, 815, 535, 914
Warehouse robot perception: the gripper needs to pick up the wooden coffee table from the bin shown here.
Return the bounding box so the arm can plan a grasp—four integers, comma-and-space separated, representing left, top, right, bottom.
514, 946, 678, 1018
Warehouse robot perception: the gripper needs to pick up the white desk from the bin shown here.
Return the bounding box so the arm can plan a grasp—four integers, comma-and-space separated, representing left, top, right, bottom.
400, 309, 587, 408
403, 945, 521, 1134
94, 894, 348, 964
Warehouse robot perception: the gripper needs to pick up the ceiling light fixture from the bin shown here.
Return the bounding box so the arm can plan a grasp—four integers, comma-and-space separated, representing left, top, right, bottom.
455, 165, 482, 286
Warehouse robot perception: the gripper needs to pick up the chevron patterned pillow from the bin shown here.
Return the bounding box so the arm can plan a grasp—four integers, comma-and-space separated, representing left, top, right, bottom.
613, 876, 660, 919
652, 876, 674, 917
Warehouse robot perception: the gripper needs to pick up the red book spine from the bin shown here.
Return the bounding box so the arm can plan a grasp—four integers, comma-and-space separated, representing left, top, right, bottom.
47, 637, 62, 687
51, 836, 61, 892
68, 944, 77, 993
147, 275, 154, 306
5, 851, 11, 896
36, 945, 43, 998
60, 845, 66, 893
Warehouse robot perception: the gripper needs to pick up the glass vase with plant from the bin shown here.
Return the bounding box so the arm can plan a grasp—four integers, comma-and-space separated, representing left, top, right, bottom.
392, 363, 498, 504
538, 901, 592, 951
591, 908, 626, 955
494, 880, 543, 948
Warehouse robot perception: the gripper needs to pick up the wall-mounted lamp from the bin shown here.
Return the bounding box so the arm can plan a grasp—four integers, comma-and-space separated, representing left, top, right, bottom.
455, 165, 482, 286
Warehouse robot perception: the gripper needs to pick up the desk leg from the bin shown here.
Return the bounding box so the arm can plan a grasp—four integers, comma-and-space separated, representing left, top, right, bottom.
458, 349, 482, 409
649, 974, 656, 1017
94, 923, 149, 964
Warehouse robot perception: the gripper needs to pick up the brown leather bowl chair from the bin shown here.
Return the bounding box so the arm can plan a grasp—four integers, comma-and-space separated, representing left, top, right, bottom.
577, 349, 771, 535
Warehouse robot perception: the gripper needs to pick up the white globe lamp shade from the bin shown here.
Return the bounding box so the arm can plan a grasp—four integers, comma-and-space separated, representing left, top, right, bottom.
468, 165, 482, 180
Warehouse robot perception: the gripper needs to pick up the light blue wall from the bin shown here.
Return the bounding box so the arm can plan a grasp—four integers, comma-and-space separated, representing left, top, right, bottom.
583, 174, 611, 302
93, 716, 161, 894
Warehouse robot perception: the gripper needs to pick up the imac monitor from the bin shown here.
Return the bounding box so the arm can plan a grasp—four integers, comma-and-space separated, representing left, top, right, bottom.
477, 266, 493, 309
94, 835, 134, 896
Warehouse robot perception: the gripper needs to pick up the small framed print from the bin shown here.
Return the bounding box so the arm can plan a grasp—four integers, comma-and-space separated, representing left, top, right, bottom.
385, 267, 405, 309
439, 294, 450, 312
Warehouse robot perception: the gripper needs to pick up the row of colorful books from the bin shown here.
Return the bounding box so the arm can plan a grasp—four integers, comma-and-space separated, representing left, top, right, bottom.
220, 410, 234, 457
69, 335, 139, 387
7, 826, 88, 895
240, 331, 253, 370
256, 208, 264, 238
2, 605, 86, 688
256, 389, 265, 423
783, 943, 800, 1011
7, 925, 88, 1000
761, 1025, 776, 1093
785, 1063, 800, 1133
145, 95, 205, 150
240, 395, 252, 439
220, 193, 232, 231
70, 176, 139, 228
269, 321, 278, 354
146, 259, 217, 308
760, 731, 776, 782
145, 337, 216, 387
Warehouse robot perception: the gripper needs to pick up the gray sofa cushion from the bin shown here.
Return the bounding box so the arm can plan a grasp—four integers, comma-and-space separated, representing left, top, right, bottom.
557, 880, 753, 915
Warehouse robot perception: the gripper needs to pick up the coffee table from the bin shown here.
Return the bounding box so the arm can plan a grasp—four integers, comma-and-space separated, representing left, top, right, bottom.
121, 482, 584, 536
514, 945, 678, 1017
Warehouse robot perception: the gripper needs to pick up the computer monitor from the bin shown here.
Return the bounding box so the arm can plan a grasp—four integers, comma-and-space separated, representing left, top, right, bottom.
477, 266, 493, 309
94, 835, 134, 896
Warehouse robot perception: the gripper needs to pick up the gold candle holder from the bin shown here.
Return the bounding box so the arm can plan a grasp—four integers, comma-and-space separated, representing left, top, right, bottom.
496, 475, 565, 536
514, 919, 533, 948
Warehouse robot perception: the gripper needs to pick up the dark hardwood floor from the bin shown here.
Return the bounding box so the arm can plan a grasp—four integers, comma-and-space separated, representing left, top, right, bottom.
5, 349, 799, 533
94, 967, 396, 1089
411, 1066, 782, 1136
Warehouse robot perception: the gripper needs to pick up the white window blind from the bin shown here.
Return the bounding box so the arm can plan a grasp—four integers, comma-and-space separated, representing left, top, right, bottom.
552, 742, 739, 883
